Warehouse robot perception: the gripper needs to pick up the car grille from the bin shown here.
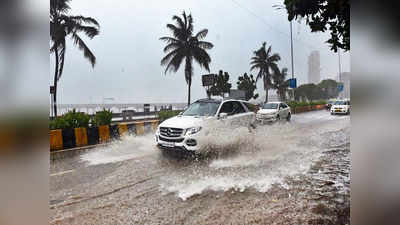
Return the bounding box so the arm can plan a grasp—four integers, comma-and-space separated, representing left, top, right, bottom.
159, 136, 184, 143
159, 127, 184, 137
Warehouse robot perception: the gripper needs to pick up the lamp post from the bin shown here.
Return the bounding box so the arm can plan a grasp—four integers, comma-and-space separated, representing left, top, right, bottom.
290, 20, 295, 101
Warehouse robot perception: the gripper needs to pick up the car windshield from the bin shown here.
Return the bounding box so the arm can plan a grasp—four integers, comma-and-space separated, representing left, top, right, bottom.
262, 103, 278, 109
182, 102, 220, 116
334, 101, 346, 105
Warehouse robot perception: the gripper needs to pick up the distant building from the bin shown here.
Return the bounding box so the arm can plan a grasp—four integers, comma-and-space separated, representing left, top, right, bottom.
308, 51, 321, 84
337, 72, 351, 99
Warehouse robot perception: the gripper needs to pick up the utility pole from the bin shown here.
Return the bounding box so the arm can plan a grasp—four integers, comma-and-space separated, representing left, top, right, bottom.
338, 49, 342, 98
290, 20, 295, 101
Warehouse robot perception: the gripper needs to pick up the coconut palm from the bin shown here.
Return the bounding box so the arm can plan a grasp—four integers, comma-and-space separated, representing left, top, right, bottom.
250, 42, 280, 103
50, 0, 100, 117
272, 67, 290, 101
160, 11, 213, 106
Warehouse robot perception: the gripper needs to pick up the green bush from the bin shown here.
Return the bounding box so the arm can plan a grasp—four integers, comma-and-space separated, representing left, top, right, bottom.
93, 109, 113, 126
49, 109, 90, 130
286, 101, 327, 109
158, 110, 182, 122
49, 117, 68, 130
63, 109, 90, 128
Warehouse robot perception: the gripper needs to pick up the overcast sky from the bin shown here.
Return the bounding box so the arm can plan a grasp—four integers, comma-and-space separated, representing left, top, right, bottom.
50, 0, 350, 104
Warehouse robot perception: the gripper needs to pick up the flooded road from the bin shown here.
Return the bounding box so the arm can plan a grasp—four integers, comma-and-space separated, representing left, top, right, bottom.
50, 110, 350, 225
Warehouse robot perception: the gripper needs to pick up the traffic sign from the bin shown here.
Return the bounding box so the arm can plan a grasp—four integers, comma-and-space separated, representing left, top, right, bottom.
289, 78, 297, 88
338, 83, 344, 92
202, 74, 215, 87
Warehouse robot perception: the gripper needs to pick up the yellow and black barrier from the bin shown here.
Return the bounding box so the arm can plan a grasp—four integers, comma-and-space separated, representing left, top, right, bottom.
49, 120, 159, 151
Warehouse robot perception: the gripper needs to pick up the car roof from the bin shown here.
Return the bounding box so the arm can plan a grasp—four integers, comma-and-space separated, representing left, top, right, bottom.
195, 98, 253, 104
195, 98, 222, 103
265, 101, 284, 104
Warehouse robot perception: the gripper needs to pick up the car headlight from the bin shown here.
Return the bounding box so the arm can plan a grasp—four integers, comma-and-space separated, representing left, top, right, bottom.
185, 126, 202, 136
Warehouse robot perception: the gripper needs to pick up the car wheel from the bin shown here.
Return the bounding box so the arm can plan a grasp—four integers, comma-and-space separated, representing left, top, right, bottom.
286, 113, 291, 121
276, 115, 280, 122
331, 112, 334, 115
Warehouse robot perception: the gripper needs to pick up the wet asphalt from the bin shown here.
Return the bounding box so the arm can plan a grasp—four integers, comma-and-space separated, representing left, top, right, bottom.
50, 110, 350, 225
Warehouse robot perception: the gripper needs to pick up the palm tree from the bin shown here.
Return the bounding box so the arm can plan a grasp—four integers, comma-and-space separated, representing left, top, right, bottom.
160, 11, 213, 106
50, 0, 100, 117
272, 67, 290, 101
250, 42, 280, 103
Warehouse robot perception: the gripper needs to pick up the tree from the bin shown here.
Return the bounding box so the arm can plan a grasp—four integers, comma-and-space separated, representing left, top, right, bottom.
50, 0, 100, 117
237, 73, 259, 101
283, 0, 350, 52
272, 67, 290, 101
318, 79, 339, 99
294, 83, 324, 101
209, 70, 232, 97
160, 11, 214, 106
250, 42, 280, 103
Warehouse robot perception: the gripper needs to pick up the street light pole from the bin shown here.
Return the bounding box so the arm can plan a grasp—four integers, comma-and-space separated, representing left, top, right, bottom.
338, 48, 342, 98
290, 20, 295, 101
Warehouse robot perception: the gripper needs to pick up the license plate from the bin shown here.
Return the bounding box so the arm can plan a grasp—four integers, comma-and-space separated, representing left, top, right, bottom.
162, 142, 175, 147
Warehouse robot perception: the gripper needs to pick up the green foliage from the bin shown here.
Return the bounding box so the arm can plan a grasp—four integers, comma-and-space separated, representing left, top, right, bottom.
93, 109, 113, 126
49, 109, 90, 130
49, 117, 68, 130
237, 73, 259, 101
286, 100, 327, 109
318, 79, 339, 99
294, 83, 325, 101
63, 109, 90, 128
210, 70, 232, 97
160, 11, 214, 105
250, 42, 281, 102
272, 67, 290, 101
283, 0, 350, 52
158, 110, 182, 122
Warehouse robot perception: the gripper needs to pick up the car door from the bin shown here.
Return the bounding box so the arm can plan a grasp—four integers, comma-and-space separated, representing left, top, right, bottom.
278, 103, 287, 119
218, 101, 247, 128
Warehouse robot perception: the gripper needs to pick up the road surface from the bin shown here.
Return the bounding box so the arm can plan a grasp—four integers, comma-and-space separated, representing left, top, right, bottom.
50, 110, 350, 225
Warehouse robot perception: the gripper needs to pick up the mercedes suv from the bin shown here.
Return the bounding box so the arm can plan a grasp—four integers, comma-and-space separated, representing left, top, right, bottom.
155, 98, 256, 152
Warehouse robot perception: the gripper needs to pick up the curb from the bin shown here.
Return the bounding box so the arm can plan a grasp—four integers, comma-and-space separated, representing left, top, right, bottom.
50, 143, 109, 161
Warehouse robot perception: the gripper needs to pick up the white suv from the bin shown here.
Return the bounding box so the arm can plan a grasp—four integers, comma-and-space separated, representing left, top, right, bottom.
155, 98, 256, 152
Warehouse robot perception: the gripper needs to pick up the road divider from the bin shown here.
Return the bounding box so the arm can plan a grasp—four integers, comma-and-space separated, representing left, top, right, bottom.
49, 120, 159, 151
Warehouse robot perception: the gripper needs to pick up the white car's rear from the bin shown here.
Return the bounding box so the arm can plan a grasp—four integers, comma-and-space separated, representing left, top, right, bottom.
330, 99, 351, 115
256, 102, 291, 123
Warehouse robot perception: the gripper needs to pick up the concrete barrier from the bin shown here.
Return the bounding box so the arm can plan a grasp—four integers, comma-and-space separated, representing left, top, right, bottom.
49, 120, 160, 152
74, 128, 88, 147
135, 122, 145, 135
50, 129, 63, 151
293, 104, 325, 114
118, 124, 128, 136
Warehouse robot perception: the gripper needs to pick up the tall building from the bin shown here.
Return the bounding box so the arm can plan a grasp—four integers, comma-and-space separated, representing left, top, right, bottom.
308, 51, 321, 84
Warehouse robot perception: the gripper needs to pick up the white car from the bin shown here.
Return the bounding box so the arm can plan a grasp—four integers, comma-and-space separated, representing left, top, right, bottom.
256, 102, 291, 123
330, 99, 351, 115
155, 98, 256, 152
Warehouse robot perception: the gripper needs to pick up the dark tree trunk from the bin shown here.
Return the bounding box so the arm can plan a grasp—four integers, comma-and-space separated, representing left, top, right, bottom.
185, 57, 192, 106
264, 76, 269, 103
188, 79, 191, 106
53, 46, 59, 118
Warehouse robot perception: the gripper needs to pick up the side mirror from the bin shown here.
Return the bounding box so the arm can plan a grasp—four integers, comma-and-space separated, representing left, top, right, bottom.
178, 111, 183, 116
219, 112, 228, 119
